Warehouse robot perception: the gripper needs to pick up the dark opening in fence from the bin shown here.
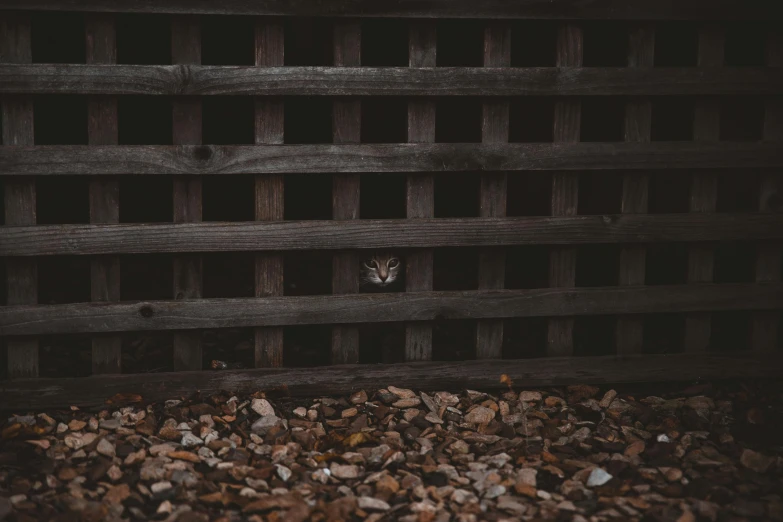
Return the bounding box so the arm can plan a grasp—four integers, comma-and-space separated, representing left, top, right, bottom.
0, 0, 782, 410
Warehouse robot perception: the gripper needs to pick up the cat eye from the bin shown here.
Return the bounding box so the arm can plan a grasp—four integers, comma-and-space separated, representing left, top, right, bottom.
364, 260, 378, 269
388, 258, 399, 268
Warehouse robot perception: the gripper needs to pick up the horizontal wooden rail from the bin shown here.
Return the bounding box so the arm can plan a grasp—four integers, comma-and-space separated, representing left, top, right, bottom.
1, 283, 780, 336
1, 143, 781, 176
2, 65, 781, 97
1, 353, 781, 410
0, 0, 778, 21
2, 214, 783, 256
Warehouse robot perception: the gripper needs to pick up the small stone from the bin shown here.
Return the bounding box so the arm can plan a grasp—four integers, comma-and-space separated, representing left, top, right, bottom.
104, 483, 130, 504
388, 386, 416, 399
169, 451, 200, 463
149, 444, 176, 457
350, 390, 368, 404
107, 465, 123, 482
464, 406, 495, 425
424, 412, 443, 424
519, 391, 542, 402
306, 409, 318, 422
586, 468, 612, 487
392, 398, 421, 409
56, 423, 69, 434
276, 465, 292, 482
484, 485, 506, 499
740, 448, 775, 473
251, 399, 275, 417
330, 463, 360, 479
181, 432, 203, 448
497, 497, 527, 515
157, 500, 173, 514
251, 415, 285, 435
517, 468, 537, 487
536, 490, 551, 500
342, 408, 358, 418
68, 419, 87, 431
97, 438, 116, 458
657, 433, 672, 443
99, 419, 121, 430
293, 407, 307, 418
151, 481, 173, 494
357, 497, 390, 511
64, 435, 84, 450
26, 439, 50, 450
599, 390, 618, 408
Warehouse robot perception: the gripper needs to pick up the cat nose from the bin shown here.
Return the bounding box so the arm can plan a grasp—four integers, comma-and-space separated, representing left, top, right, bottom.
380, 274, 388, 282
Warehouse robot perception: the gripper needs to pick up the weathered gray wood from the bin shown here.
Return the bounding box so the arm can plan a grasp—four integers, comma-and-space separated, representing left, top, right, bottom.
331, 19, 362, 366
752, 31, 783, 353
2, 283, 781, 337
477, 21, 510, 360
405, 20, 436, 362
548, 23, 582, 358
3, 214, 783, 257
1, 65, 781, 97
0, 0, 778, 21
2, 142, 777, 175
685, 25, 724, 354
617, 24, 654, 356
171, 15, 203, 372
254, 19, 285, 369
1, 13, 38, 379
86, 13, 122, 375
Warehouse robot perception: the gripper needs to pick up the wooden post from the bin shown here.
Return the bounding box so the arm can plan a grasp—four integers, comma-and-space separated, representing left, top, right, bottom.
684, 25, 724, 353
752, 32, 782, 352
254, 19, 285, 368
476, 21, 510, 359
616, 24, 654, 356
2, 14, 38, 379
331, 19, 361, 365
171, 15, 203, 371
86, 13, 121, 374
547, 24, 582, 357
405, 20, 436, 362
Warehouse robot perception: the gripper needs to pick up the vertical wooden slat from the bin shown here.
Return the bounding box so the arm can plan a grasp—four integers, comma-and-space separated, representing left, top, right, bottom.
331, 20, 361, 365
547, 24, 582, 358
616, 24, 654, 355
476, 21, 510, 359
752, 32, 782, 352
405, 20, 436, 362
684, 25, 724, 353
86, 13, 121, 374
2, 14, 37, 379
171, 15, 203, 371
254, 19, 285, 368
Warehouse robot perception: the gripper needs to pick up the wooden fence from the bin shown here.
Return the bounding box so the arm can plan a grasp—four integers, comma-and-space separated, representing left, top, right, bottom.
1, 0, 782, 410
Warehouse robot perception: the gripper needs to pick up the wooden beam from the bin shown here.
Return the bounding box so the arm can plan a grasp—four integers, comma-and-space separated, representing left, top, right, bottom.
331, 19, 362, 366
0, 0, 778, 21
1, 65, 781, 97
2, 352, 782, 411
2, 284, 781, 337
1, 143, 781, 176
685, 25, 724, 354
171, 15, 203, 371
617, 24, 654, 356
477, 21, 510, 359
405, 20, 436, 362
3, 214, 783, 257
547, 23, 582, 358
1, 13, 38, 379
752, 31, 783, 353
86, 13, 122, 375
254, 19, 285, 369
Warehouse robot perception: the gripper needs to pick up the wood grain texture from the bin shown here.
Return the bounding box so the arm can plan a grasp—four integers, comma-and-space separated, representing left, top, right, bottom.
2, 352, 781, 411
2, 283, 780, 337
548, 23, 582, 358
617, 24, 654, 356
685, 25, 724, 354
752, 31, 783, 353
3, 214, 783, 257
1, 13, 37, 379
171, 15, 203, 372
1, 143, 781, 176
2, 65, 781, 97
254, 18, 285, 369
331, 19, 362, 366
477, 21, 510, 360
0, 0, 778, 21
405, 20, 436, 362
86, 13, 121, 375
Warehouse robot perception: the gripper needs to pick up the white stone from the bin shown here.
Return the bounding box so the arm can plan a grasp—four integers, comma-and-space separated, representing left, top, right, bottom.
251, 399, 275, 417
358, 497, 390, 511
96, 438, 116, 458
330, 463, 360, 479
180, 432, 203, 448
586, 468, 613, 487
151, 481, 173, 494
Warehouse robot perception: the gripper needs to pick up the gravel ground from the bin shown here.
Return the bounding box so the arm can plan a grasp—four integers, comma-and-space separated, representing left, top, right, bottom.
1, 377, 782, 522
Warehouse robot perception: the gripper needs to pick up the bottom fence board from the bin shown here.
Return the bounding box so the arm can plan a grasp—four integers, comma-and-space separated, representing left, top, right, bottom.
1, 352, 780, 411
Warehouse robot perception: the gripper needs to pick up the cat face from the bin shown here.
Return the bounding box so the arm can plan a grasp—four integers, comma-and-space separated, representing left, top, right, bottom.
361, 252, 401, 287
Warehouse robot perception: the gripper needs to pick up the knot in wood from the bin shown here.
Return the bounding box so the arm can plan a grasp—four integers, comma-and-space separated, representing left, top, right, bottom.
602, 215, 618, 225
174, 64, 194, 94
194, 145, 213, 161
139, 305, 154, 318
